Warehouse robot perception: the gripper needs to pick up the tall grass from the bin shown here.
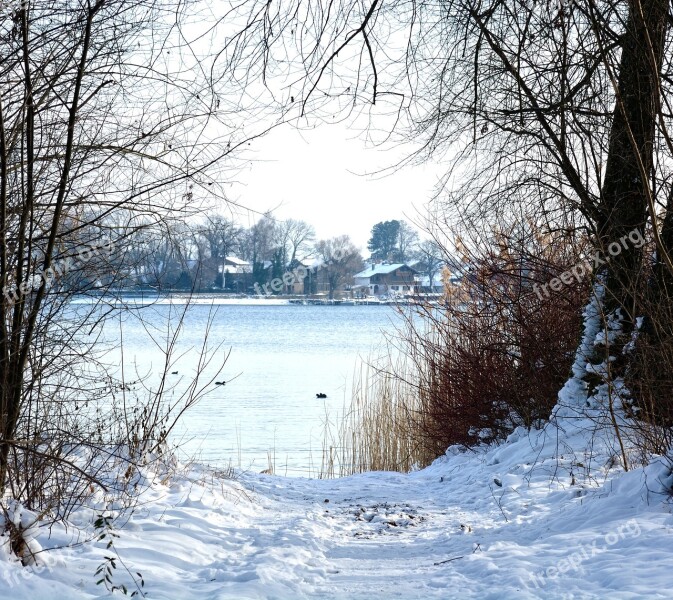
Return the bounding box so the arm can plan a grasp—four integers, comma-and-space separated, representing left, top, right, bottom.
320, 354, 438, 478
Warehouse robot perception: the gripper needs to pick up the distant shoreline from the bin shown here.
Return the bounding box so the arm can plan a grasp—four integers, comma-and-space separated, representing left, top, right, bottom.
68, 292, 441, 306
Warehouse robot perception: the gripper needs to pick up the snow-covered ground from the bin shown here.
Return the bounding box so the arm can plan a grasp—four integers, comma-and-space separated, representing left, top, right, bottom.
3, 292, 672, 599
2, 411, 672, 600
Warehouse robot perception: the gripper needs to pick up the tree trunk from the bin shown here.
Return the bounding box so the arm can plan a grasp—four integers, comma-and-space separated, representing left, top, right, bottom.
597, 0, 669, 325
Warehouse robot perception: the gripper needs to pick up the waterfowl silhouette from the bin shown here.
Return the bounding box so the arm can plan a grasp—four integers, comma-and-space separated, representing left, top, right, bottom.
316, 393, 327, 399
215, 381, 226, 386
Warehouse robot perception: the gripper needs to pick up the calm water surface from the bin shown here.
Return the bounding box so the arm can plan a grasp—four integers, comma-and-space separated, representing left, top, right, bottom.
99, 301, 402, 476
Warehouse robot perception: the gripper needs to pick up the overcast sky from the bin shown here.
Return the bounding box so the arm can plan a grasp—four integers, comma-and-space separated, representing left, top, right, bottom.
226, 119, 444, 252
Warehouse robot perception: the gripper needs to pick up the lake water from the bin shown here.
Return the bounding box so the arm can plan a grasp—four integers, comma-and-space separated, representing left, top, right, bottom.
98, 300, 403, 476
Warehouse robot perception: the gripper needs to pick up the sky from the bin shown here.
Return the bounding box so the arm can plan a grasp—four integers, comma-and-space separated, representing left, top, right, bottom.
170, 2, 449, 254
226, 120, 445, 252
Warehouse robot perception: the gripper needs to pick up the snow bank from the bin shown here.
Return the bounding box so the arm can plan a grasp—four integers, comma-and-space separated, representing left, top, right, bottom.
0, 409, 670, 600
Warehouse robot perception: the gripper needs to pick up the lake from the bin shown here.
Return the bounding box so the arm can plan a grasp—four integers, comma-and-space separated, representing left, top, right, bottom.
96, 300, 403, 476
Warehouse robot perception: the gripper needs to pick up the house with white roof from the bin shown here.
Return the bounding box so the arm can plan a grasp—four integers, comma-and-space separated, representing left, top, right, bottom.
217, 256, 253, 291
218, 256, 252, 275
353, 263, 419, 297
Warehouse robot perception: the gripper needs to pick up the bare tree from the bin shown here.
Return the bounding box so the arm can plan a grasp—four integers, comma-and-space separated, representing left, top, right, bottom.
240, 213, 277, 285
279, 219, 316, 266
315, 235, 363, 299
198, 214, 242, 289
414, 239, 444, 290
396, 221, 419, 263
0, 0, 267, 541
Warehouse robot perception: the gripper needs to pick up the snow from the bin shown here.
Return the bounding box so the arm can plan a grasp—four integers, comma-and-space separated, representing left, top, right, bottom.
556, 284, 604, 414
70, 296, 291, 306
4, 287, 672, 598
1, 415, 672, 599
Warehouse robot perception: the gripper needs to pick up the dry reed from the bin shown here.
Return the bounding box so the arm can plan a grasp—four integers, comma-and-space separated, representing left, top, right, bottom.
320, 355, 437, 478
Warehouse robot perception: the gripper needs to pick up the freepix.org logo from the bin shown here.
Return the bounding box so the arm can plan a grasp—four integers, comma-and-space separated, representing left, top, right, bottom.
2, 239, 115, 304
526, 519, 641, 590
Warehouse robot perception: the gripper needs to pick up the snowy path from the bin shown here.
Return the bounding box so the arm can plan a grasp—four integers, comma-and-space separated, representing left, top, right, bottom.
2, 425, 673, 599
242, 472, 477, 599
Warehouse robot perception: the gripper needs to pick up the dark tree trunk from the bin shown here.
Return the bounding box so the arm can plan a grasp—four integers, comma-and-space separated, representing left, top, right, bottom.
597, 0, 669, 324
597, 0, 673, 422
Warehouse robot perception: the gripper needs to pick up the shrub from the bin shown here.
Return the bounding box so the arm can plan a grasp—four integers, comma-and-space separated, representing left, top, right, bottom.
410, 223, 588, 449
324, 222, 590, 474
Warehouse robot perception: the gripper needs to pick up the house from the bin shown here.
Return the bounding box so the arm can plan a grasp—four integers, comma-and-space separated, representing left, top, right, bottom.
219, 256, 252, 274
274, 259, 317, 295
218, 256, 253, 292
353, 263, 419, 297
